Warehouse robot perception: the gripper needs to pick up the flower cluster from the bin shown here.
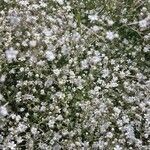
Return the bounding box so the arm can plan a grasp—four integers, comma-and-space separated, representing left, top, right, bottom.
0, 0, 149, 149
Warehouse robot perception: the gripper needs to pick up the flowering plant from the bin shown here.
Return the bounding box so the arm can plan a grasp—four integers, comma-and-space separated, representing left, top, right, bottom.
0, 0, 149, 149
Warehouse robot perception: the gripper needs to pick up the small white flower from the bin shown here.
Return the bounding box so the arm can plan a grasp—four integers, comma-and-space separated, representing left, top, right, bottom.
92, 25, 100, 32
88, 14, 98, 21
0, 94, 3, 100
110, 82, 118, 87
48, 120, 55, 128
17, 123, 27, 132
40, 2, 47, 7
4, 0, 9, 3
16, 137, 23, 144
143, 46, 149, 52
56, 91, 64, 99
5, 47, 18, 62
81, 59, 89, 69
139, 19, 147, 28
53, 144, 61, 150
45, 79, 53, 87
31, 127, 37, 135
53, 69, 61, 76
8, 12, 21, 26
40, 89, 45, 95
61, 45, 69, 55
20, 67, 24, 72
45, 51, 55, 61
0, 106, 8, 116
107, 20, 114, 26
18, 0, 29, 6
114, 145, 122, 150
120, 18, 128, 23
119, 71, 126, 78
37, 60, 45, 66
106, 31, 118, 40
56, 0, 64, 5
0, 74, 6, 82
124, 124, 135, 140
43, 28, 52, 36
102, 69, 109, 78
106, 132, 113, 138
7, 141, 16, 150
92, 56, 101, 64
29, 40, 37, 47
56, 115, 63, 121
40, 105, 46, 111
114, 107, 121, 115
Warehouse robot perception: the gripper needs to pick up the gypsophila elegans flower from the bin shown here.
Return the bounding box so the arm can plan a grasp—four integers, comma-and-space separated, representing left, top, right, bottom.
0, 0, 150, 149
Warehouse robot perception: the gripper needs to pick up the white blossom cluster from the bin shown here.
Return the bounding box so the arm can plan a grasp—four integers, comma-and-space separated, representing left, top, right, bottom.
0, 0, 150, 149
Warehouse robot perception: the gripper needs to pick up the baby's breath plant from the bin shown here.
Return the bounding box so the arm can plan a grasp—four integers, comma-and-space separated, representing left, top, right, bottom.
0, 0, 150, 149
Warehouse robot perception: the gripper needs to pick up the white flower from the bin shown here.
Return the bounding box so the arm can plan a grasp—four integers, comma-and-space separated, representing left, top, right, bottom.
20, 67, 24, 72
7, 141, 16, 150
43, 28, 52, 36
5, 47, 18, 62
0, 106, 8, 116
139, 19, 147, 28
37, 60, 45, 66
40, 105, 46, 111
106, 132, 113, 138
120, 18, 127, 23
31, 127, 37, 135
81, 59, 89, 69
4, 0, 9, 3
16, 137, 23, 144
17, 123, 27, 132
114, 107, 121, 115
107, 20, 114, 26
92, 25, 100, 32
0, 74, 6, 82
29, 40, 37, 47
48, 120, 55, 128
56, 92, 64, 99
102, 69, 109, 78
114, 145, 122, 150
92, 56, 101, 64
40, 2, 47, 7
45, 79, 53, 87
119, 71, 126, 78
18, 0, 29, 6
143, 46, 149, 52
53, 69, 61, 76
61, 45, 69, 55
8, 12, 21, 26
56, 115, 63, 121
40, 89, 45, 95
0, 94, 3, 100
56, 0, 64, 5
124, 124, 135, 140
88, 14, 98, 21
45, 51, 55, 61
22, 41, 28, 46
106, 31, 119, 40
53, 144, 61, 150
110, 82, 118, 87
